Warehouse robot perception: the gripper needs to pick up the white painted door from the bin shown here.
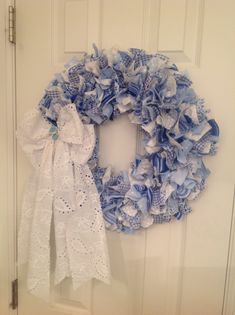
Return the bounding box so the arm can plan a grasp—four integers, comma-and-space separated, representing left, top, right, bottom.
16, 1, 235, 315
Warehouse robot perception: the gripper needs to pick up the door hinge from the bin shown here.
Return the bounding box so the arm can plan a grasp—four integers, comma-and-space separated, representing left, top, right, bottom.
8, 5, 16, 44
10, 279, 18, 310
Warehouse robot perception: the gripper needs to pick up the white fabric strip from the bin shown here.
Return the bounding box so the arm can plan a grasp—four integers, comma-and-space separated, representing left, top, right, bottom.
17, 104, 110, 300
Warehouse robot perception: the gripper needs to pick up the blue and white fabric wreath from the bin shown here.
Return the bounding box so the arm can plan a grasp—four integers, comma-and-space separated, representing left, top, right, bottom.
17, 45, 219, 299
39, 45, 219, 232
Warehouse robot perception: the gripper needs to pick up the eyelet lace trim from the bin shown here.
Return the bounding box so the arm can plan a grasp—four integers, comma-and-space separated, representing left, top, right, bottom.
17, 104, 110, 300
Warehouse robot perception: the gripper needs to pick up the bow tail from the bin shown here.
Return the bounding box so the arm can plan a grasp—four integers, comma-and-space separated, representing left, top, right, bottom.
53, 142, 110, 289
23, 141, 54, 300
53, 141, 75, 285
18, 173, 39, 265
19, 139, 110, 299
67, 162, 111, 289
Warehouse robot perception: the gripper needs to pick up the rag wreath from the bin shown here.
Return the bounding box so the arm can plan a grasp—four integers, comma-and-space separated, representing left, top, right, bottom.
17, 45, 219, 299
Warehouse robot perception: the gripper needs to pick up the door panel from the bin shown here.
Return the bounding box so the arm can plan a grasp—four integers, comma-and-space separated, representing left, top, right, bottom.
16, 1, 235, 315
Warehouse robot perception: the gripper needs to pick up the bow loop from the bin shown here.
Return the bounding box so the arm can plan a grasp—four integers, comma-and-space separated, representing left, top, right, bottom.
57, 104, 95, 164
57, 104, 84, 145
17, 104, 95, 167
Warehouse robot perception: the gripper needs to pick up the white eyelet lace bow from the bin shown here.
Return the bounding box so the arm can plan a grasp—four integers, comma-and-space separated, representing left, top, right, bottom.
17, 103, 110, 300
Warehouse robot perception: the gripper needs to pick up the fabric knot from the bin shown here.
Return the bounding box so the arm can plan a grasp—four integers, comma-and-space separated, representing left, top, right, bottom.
49, 126, 59, 140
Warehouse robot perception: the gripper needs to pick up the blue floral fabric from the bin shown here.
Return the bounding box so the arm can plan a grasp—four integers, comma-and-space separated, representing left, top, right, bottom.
39, 45, 219, 233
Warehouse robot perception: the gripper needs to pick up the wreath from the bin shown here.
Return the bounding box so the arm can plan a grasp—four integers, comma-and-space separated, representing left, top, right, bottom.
17, 45, 220, 299
37, 45, 219, 233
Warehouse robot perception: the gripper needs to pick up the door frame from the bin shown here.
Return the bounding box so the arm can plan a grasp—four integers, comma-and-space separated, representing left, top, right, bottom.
0, 0, 17, 314
0, 1, 235, 314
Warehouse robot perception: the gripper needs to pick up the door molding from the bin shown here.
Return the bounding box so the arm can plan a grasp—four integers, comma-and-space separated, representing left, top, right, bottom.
0, 0, 17, 314
1, 1, 235, 314
223, 186, 235, 315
